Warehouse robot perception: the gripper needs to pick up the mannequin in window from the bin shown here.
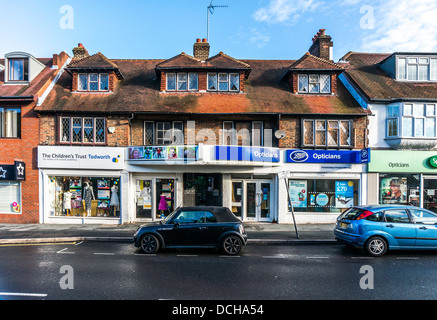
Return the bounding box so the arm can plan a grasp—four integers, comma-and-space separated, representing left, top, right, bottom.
83, 182, 95, 217
63, 187, 72, 216
110, 184, 120, 217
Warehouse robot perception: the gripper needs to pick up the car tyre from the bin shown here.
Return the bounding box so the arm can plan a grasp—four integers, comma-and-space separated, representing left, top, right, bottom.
365, 236, 388, 257
140, 234, 160, 254
222, 235, 242, 255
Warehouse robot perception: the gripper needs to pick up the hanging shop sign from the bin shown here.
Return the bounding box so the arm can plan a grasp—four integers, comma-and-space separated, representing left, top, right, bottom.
0, 161, 25, 181
285, 149, 370, 164
128, 145, 198, 161
38, 146, 125, 170
215, 146, 280, 163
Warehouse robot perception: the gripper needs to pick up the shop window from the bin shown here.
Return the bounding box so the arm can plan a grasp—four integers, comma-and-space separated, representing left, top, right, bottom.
288, 179, 359, 213
0, 181, 21, 214
379, 174, 419, 206
60, 117, 106, 144
0, 108, 21, 138
48, 176, 120, 218
303, 119, 351, 148
143, 121, 184, 145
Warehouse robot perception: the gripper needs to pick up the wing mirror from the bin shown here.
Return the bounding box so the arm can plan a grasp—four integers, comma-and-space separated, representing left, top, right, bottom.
173, 221, 180, 228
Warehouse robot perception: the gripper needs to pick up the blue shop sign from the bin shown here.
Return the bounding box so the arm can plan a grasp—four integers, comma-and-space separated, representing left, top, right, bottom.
215, 146, 280, 163
285, 149, 370, 164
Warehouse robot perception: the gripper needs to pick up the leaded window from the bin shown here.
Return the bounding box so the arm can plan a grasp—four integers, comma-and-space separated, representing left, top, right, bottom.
298, 74, 331, 93
144, 121, 184, 145
77, 73, 109, 91
303, 119, 352, 147
208, 73, 240, 92
60, 117, 106, 144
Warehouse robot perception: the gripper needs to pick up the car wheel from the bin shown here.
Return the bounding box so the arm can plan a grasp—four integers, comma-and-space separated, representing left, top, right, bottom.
365, 236, 388, 257
222, 235, 242, 255
140, 234, 160, 254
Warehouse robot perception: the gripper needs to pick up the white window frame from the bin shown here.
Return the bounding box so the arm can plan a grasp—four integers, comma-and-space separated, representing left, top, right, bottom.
222, 121, 264, 146
387, 105, 399, 137
399, 103, 437, 138
396, 55, 437, 82
302, 119, 352, 148
78, 73, 110, 91
208, 72, 240, 92
146, 121, 184, 145
298, 74, 331, 94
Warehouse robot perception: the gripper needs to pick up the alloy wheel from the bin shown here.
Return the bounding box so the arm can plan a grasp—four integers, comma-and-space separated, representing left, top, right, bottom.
223, 236, 242, 255
140, 234, 159, 254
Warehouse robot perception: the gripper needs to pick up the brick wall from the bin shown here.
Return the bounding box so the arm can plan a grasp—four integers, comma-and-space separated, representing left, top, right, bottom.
0, 102, 39, 223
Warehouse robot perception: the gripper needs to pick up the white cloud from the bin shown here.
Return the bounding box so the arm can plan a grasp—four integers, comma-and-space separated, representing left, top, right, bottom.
253, 0, 321, 24
359, 0, 437, 52
248, 27, 271, 48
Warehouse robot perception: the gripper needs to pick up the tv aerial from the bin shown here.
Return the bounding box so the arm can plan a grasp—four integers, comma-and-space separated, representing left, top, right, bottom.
207, 0, 228, 42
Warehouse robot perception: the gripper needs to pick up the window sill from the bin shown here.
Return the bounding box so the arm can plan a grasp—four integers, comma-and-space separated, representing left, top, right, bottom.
384, 137, 437, 150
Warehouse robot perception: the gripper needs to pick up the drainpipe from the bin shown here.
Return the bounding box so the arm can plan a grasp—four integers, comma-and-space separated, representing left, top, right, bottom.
128, 113, 134, 145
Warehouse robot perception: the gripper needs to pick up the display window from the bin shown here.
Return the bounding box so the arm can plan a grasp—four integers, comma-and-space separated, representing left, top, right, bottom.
0, 181, 21, 214
379, 174, 419, 206
288, 179, 359, 213
48, 176, 120, 217
134, 178, 175, 220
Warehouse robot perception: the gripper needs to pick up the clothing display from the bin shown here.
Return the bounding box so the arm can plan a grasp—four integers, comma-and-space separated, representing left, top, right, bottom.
63, 191, 72, 210
110, 185, 120, 207
158, 195, 170, 211
83, 185, 94, 210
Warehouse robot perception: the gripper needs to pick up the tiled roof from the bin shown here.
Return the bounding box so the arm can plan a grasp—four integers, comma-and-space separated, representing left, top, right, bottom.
67, 52, 124, 79
36, 57, 366, 115
342, 52, 437, 101
0, 58, 55, 98
288, 52, 342, 70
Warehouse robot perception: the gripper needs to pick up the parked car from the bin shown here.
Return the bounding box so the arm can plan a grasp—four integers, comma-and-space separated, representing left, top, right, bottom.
133, 206, 247, 255
334, 204, 437, 256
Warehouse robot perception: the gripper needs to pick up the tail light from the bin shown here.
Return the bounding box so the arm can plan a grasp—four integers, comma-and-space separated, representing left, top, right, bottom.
356, 210, 374, 220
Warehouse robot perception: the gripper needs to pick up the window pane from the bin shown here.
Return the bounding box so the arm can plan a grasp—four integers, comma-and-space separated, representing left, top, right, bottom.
408, 64, 417, 80
89, 73, 98, 91
426, 118, 436, 137
388, 105, 399, 117
100, 74, 109, 91
3, 108, 20, 138
431, 59, 437, 81
398, 58, 406, 80
320, 75, 330, 93
61, 117, 70, 142
72, 118, 82, 142
177, 73, 187, 91
419, 65, 429, 81
327, 121, 338, 146
230, 74, 239, 91
0, 182, 21, 213
388, 119, 398, 137
95, 118, 105, 142
340, 121, 351, 146
427, 104, 436, 116
208, 73, 217, 90
415, 118, 424, 136
167, 74, 176, 91
235, 122, 251, 146
9, 59, 24, 81
385, 209, 410, 223
173, 121, 184, 144
83, 118, 94, 142
252, 122, 263, 146
414, 104, 425, 117
223, 121, 234, 145
404, 104, 413, 116
303, 120, 314, 145
309, 83, 320, 93
402, 117, 413, 137
144, 122, 154, 145
78, 74, 88, 90
188, 73, 198, 90
298, 74, 309, 93
309, 75, 319, 83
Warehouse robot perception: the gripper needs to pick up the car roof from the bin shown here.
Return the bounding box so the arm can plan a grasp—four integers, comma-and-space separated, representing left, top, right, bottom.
353, 204, 420, 211
178, 206, 241, 222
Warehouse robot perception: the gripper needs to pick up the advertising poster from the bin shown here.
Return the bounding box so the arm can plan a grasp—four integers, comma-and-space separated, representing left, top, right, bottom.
288, 180, 307, 208
380, 177, 407, 204
335, 181, 354, 208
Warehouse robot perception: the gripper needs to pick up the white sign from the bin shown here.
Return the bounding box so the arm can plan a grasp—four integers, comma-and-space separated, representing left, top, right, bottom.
38, 146, 125, 170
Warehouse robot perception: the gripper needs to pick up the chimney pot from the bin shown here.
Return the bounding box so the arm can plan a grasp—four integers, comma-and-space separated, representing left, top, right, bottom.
196, 38, 201, 42
202, 38, 207, 43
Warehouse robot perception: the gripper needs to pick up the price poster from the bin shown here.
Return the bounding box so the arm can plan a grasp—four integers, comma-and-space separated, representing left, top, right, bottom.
288, 180, 307, 208
335, 181, 354, 208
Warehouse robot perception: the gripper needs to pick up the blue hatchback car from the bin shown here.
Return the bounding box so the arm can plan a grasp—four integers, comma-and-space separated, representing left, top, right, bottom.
334, 204, 437, 256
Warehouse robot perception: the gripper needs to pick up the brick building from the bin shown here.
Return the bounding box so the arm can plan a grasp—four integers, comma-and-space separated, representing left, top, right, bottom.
0, 50, 69, 223
34, 29, 369, 224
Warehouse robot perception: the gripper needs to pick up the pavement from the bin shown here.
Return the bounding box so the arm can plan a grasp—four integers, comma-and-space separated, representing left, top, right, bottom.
0, 222, 338, 245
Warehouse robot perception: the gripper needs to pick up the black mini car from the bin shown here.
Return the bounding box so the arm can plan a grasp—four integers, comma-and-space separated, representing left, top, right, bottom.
133, 206, 247, 255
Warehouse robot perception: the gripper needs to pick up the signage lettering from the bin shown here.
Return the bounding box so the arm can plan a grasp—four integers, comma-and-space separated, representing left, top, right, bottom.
286, 149, 370, 164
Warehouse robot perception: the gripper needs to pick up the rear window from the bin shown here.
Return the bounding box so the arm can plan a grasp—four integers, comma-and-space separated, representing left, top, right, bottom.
339, 208, 365, 220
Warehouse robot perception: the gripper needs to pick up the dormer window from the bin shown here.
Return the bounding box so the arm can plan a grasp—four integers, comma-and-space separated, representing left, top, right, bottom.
166, 72, 198, 91
78, 73, 109, 91
8, 58, 28, 81
207, 73, 239, 92
298, 74, 331, 93
397, 56, 437, 81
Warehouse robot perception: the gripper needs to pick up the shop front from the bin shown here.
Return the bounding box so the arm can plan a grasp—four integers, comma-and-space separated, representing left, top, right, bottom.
0, 161, 25, 215
38, 146, 126, 224
368, 150, 437, 212
279, 149, 370, 224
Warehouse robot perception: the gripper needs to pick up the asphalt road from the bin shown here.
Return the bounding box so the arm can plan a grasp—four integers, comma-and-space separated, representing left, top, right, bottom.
1, 241, 437, 302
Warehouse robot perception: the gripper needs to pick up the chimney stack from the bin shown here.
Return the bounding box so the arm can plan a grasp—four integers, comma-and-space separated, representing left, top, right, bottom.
72, 43, 89, 60
308, 29, 333, 61
193, 38, 210, 61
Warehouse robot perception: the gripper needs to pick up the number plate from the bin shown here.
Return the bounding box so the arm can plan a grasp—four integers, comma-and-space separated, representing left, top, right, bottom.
339, 222, 348, 228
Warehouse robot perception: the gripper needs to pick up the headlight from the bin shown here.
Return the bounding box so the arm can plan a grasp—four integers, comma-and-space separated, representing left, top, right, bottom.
238, 224, 245, 234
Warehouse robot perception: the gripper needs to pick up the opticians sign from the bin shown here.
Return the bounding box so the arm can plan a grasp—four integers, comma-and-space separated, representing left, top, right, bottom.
37, 146, 125, 170
285, 149, 370, 164
215, 146, 280, 163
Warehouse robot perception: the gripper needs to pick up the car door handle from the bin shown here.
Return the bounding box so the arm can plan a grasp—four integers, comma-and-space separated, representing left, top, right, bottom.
198, 226, 207, 230
419, 226, 428, 230
386, 224, 394, 228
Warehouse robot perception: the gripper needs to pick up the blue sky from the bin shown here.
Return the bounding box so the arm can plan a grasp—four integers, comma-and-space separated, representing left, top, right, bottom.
2, 0, 437, 62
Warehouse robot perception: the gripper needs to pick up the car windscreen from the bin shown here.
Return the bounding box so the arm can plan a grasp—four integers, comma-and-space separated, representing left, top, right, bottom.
338, 207, 365, 220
